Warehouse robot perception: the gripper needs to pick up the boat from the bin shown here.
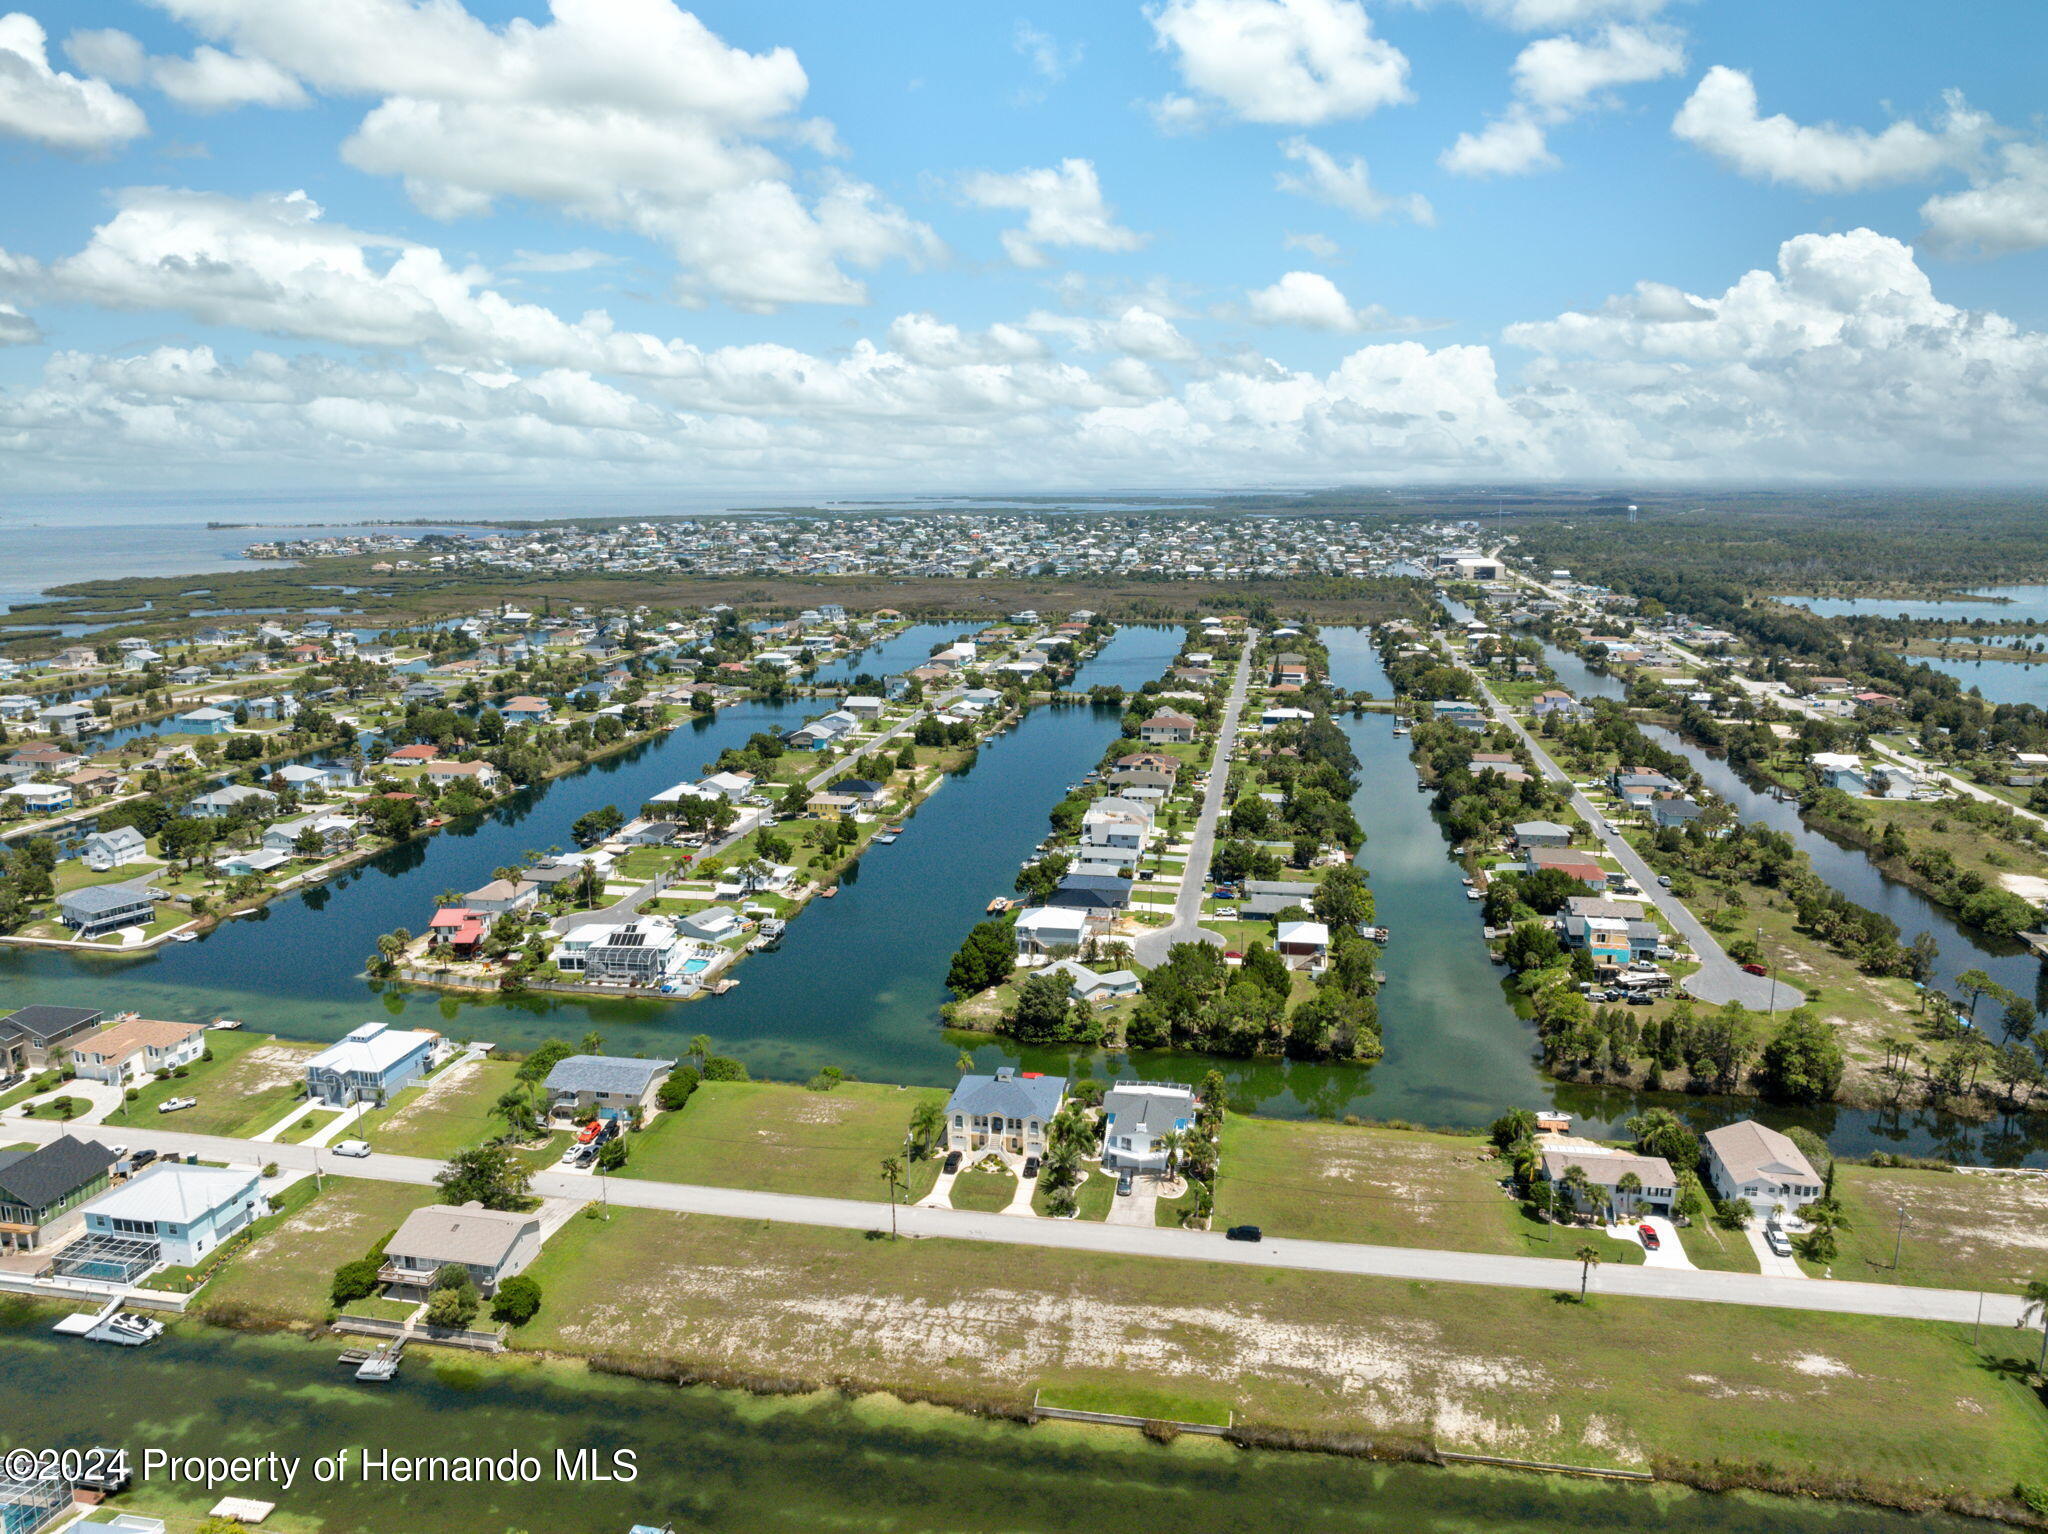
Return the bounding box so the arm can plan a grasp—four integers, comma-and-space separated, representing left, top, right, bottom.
209, 1018, 243, 1030
1363, 926, 1391, 943
1466, 888, 1484, 900
347, 1337, 406, 1382
100, 1312, 164, 1346
169, 931, 197, 943
986, 896, 1012, 913
873, 831, 898, 845
1391, 726, 1410, 737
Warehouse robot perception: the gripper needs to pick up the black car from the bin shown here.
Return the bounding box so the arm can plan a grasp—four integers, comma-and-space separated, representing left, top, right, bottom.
1225, 1225, 1262, 1242
1022, 1156, 1040, 1179
130, 1147, 159, 1169
943, 1150, 962, 1173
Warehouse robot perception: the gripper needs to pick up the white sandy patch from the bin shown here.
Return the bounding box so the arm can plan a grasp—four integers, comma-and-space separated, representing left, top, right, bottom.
1787, 1353, 1852, 1377
1998, 873, 2048, 902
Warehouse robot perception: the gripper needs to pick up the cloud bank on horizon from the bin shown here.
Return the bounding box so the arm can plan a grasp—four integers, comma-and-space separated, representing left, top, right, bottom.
0, 0, 2045, 492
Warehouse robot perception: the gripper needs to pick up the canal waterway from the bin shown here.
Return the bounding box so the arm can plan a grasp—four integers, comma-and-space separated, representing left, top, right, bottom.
1783, 585, 2048, 623
806, 621, 966, 688
0, 1321, 1993, 1534
1915, 652, 2048, 709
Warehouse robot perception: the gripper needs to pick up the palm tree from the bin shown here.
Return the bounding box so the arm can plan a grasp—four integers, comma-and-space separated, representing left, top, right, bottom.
689, 1034, 712, 1068
878, 1156, 906, 1238
2019, 1278, 2048, 1376
908, 1098, 944, 1157
1560, 1164, 1593, 1223
1574, 1244, 1602, 1302
1615, 1171, 1642, 1223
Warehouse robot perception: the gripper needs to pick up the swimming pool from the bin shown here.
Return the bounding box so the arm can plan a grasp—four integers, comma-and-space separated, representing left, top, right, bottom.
681, 958, 710, 975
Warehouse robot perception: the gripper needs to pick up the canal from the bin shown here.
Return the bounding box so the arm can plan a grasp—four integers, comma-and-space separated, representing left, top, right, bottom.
806, 621, 967, 687
0, 1321, 2002, 1534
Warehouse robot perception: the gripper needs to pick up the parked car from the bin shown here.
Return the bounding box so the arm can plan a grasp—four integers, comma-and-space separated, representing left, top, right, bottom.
1741, 962, 1769, 977
105, 1143, 129, 1160
1765, 1222, 1793, 1257
331, 1140, 371, 1158
1022, 1156, 1040, 1179
1115, 1171, 1133, 1196
1657, 875, 1672, 888
942, 1150, 961, 1174
559, 1144, 584, 1164
129, 1147, 158, 1169
1225, 1225, 1262, 1242
157, 1096, 197, 1114
1638, 1224, 1661, 1251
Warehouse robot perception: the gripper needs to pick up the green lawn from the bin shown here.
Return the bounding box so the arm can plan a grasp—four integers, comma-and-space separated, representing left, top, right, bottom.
509, 1204, 2048, 1499
356, 1057, 522, 1158
197, 1179, 438, 1325
1677, 1218, 1759, 1273
618, 1079, 945, 1203
1809, 1164, 2048, 1293
1031, 1166, 1113, 1220
1212, 1116, 1643, 1266
114, 1031, 316, 1139
1037, 1381, 1233, 1426
948, 1166, 1016, 1212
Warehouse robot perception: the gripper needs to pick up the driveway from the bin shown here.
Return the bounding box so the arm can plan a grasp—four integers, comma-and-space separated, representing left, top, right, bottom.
6, 1078, 127, 1125
1745, 1224, 1808, 1278
1470, 675, 1803, 1012
1105, 1170, 1160, 1227
1132, 643, 1254, 968
1608, 1215, 1693, 1270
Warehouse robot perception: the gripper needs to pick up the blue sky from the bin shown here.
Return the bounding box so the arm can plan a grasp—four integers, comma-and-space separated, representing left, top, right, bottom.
2, 0, 2046, 493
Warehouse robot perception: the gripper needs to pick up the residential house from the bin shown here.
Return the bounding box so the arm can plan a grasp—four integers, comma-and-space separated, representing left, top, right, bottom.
214, 848, 292, 878
843, 695, 885, 718
1531, 689, 1584, 719
675, 907, 743, 945
1561, 897, 1662, 963
1537, 1145, 1676, 1216
1703, 1120, 1824, 1221
584, 918, 689, 987
427, 907, 488, 955
1048, 873, 1133, 928
1275, 919, 1330, 967
1810, 752, 1867, 794
77, 1162, 268, 1268
34, 703, 94, 738
0, 1005, 104, 1071
1241, 878, 1318, 919
1099, 1081, 1197, 1174
386, 743, 440, 764
1525, 848, 1609, 889
1, 782, 73, 815
81, 825, 150, 871
64, 766, 121, 801
542, 1054, 677, 1120
188, 784, 278, 819
68, 1016, 206, 1086
1139, 710, 1198, 745
463, 877, 539, 915
1042, 958, 1142, 1006
379, 1202, 545, 1295
57, 884, 158, 939
423, 759, 501, 792
175, 707, 235, 735
1512, 820, 1572, 850
942, 1067, 1067, 1159
304, 1022, 438, 1106
1648, 796, 1705, 830
699, 771, 756, 802
500, 696, 554, 725
1013, 905, 1091, 956
0, 1137, 118, 1253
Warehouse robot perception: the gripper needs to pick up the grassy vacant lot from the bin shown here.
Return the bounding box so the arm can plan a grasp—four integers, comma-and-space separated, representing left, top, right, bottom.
357, 1057, 521, 1158
513, 1205, 2048, 1502
1212, 1117, 1644, 1266
618, 1079, 944, 1203
120, 1031, 316, 1139
196, 1179, 437, 1326
1810, 1165, 2048, 1293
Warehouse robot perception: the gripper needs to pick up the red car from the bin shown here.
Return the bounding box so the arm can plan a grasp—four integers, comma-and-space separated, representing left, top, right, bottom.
1639, 1224, 1661, 1251
1741, 962, 1769, 977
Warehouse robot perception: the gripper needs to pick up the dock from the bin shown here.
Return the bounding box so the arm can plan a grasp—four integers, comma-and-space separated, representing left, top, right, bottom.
339, 1335, 406, 1380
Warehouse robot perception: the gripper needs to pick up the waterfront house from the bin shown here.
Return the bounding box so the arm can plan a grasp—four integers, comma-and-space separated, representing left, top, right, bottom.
843, 695, 885, 718
584, 918, 689, 986
500, 696, 553, 725
214, 848, 291, 878
35, 703, 95, 737
1042, 959, 1142, 1006
80, 826, 150, 872
1703, 1120, 1823, 1221
1099, 1082, 1197, 1174
386, 743, 440, 764
1648, 796, 1705, 829
65, 766, 121, 802
1047, 874, 1133, 928
304, 1022, 438, 1106
942, 1067, 1066, 1159
1241, 879, 1319, 919
676, 906, 743, 945
379, 1202, 544, 1296
1139, 711, 1198, 745
263, 813, 358, 856
175, 707, 235, 736
1013, 905, 1090, 956
78, 1162, 267, 1268
2, 781, 73, 815
69, 1016, 206, 1087
1512, 821, 1572, 850
542, 1054, 676, 1120
188, 784, 278, 819
1525, 848, 1609, 889
1810, 752, 1868, 795
1536, 1144, 1676, 1217
0, 1137, 118, 1253
464, 877, 539, 915
1531, 690, 1584, 720
428, 907, 488, 955
1275, 920, 1331, 967
57, 884, 158, 939
0, 1005, 104, 1071
423, 758, 501, 791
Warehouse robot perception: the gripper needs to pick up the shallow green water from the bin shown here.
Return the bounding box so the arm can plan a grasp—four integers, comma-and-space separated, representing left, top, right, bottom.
0, 1321, 2001, 1534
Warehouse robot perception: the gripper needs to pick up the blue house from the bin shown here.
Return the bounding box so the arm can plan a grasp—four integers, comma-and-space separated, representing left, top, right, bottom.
1100, 1081, 1197, 1174
304, 1022, 439, 1106
176, 707, 234, 735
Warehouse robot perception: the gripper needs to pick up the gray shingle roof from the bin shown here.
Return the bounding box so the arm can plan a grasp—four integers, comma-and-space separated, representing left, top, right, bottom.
944, 1067, 1066, 1123
59, 884, 158, 915
0, 1005, 102, 1044
386, 1202, 539, 1268
0, 1137, 114, 1212
543, 1054, 677, 1097
1101, 1084, 1194, 1139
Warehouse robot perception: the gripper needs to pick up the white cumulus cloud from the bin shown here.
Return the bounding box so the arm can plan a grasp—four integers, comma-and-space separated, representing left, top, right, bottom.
962, 159, 1146, 267
1145, 0, 1411, 128
1277, 137, 1434, 223
0, 12, 146, 152
1673, 66, 1989, 192
1922, 142, 2048, 256
1442, 23, 1681, 178
1244, 270, 1430, 332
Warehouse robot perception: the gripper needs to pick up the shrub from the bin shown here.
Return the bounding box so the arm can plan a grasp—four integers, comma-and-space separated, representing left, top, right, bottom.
655, 1064, 700, 1111
596, 1137, 628, 1171
700, 1055, 749, 1082
330, 1258, 380, 1305
491, 1275, 543, 1326
261, 1161, 280, 1179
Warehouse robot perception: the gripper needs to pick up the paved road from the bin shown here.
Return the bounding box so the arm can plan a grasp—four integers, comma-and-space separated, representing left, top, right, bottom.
21, 1120, 2028, 1328
1132, 642, 1254, 967
1468, 671, 1803, 1012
